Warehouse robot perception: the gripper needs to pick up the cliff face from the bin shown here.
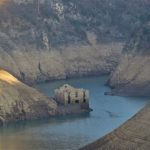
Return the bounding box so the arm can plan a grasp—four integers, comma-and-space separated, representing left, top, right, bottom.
0, 69, 57, 125
108, 23, 150, 96
0, 0, 149, 82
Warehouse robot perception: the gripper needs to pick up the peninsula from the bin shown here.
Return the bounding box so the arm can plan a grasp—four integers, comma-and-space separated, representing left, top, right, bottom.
0, 71, 91, 125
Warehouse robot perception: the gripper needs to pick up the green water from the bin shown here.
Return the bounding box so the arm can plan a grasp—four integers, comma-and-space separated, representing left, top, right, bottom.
0, 76, 149, 150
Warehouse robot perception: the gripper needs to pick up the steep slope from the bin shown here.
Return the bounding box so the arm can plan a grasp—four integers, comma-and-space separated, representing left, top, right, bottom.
107, 23, 150, 96
80, 103, 150, 150
0, 43, 123, 83
0, 69, 57, 125
1, 0, 149, 46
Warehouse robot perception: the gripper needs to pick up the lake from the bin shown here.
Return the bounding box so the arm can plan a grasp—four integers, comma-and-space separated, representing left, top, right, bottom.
0, 76, 149, 150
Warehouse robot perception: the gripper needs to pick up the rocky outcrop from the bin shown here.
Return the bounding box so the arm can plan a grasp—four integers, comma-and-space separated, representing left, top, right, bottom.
107, 54, 150, 96
80, 103, 150, 150
107, 23, 150, 96
0, 70, 57, 125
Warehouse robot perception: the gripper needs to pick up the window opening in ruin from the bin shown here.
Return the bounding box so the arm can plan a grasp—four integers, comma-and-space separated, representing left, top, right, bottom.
68, 93, 71, 104
75, 91, 78, 97
83, 91, 87, 103
75, 100, 79, 103
68, 99, 71, 104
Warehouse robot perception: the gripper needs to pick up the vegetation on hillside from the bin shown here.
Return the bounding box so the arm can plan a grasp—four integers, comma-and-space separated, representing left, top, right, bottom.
0, 0, 150, 48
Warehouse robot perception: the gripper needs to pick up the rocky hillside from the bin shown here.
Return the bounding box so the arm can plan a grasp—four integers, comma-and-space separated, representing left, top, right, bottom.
0, 0, 150, 82
107, 22, 150, 96
0, 69, 57, 125
1, 0, 149, 46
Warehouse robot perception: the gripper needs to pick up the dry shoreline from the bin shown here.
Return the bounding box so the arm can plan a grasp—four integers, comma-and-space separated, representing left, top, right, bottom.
80, 101, 150, 150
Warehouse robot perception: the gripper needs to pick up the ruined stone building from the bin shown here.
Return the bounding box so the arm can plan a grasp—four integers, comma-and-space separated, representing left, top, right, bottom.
54, 84, 89, 109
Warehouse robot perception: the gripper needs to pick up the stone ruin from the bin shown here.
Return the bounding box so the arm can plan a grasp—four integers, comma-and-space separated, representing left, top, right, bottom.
54, 84, 90, 110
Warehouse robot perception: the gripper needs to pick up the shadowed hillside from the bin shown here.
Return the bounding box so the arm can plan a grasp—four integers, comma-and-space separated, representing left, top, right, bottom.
107, 22, 150, 96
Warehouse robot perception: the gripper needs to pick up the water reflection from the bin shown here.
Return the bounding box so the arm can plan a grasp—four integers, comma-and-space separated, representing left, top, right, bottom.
0, 113, 90, 134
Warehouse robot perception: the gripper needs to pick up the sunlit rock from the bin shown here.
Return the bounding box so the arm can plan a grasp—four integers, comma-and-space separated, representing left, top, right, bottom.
0, 70, 57, 125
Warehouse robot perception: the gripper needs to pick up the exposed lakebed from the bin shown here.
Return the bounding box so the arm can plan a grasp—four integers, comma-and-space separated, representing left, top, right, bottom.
0, 76, 149, 150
